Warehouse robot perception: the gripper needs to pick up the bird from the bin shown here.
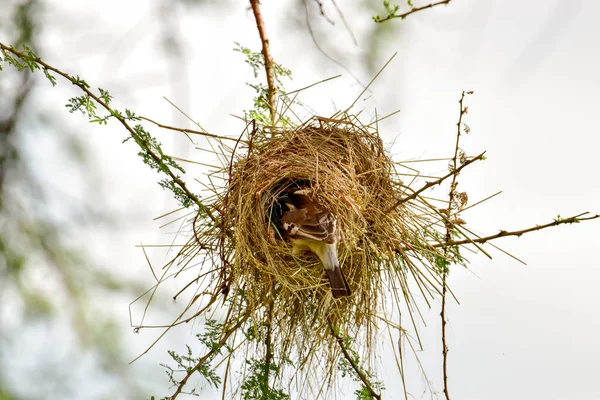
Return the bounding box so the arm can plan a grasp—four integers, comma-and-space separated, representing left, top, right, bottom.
268, 181, 351, 298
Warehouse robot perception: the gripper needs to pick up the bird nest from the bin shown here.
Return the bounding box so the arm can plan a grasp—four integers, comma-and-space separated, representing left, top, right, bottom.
183, 113, 451, 393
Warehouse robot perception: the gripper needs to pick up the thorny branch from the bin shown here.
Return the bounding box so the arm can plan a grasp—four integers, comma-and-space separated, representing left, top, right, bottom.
375, 0, 452, 23
439, 90, 471, 400
386, 151, 486, 213
432, 212, 600, 248
329, 321, 382, 400
250, 0, 278, 125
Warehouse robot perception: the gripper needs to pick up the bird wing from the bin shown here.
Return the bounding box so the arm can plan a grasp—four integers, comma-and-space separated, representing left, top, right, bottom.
280, 188, 336, 244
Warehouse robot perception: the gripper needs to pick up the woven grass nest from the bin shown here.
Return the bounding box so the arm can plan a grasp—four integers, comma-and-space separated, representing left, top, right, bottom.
190, 113, 446, 390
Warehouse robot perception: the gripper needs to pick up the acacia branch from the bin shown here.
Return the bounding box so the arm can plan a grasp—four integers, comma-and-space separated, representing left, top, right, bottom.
328, 322, 381, 400
386, 151, 486, 213
0, 42, 214, 222
375, 0, 452, 23
432, 212, 600, 248
169, 313, 250, 400
250, 0, 278, 125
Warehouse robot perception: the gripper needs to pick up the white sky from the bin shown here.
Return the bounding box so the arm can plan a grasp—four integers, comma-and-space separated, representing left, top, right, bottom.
7, 0, 600, 399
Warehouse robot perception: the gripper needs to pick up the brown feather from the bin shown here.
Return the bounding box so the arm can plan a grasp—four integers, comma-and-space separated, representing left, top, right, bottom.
326, 267, 351, 298
279, 185, 350, 297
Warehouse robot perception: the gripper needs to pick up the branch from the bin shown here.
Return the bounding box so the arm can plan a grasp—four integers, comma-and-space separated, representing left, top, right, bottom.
432, 212, 600, 248
249, 0, 278, 125
375, 0, 452, 23
329, 322, 381, 400
386, 151, 486, 213
439, 90, 470, 400
264, 294, 274, 389
169, 313, 250, 400
0, 42, 215, 221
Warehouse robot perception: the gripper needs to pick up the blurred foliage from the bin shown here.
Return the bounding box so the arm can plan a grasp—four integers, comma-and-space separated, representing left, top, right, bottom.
0, 1, 140, 398
0, 0, 201, 398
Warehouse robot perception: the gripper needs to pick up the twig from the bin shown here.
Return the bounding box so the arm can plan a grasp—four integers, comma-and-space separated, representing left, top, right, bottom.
330, 0, 358, 45
460, 191, 502, 213
344, 52, 397, 113
265, 290, 275, 389
440, 238, 451, 400
432, 212, 600, 248
302, 0, 367, 90
222, 356, 231, 400
250, 0, 278, 125
375, 0, 452, 23
386, 151, 486, 213
312, 0, 335, 25
283, 74, 341, 95
139, 116, 243, 143
328, 321, 381, 400
366, 109, 402, 127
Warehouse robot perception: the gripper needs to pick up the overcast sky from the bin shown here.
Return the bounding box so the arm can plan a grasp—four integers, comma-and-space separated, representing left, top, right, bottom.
5, 0, 600, 399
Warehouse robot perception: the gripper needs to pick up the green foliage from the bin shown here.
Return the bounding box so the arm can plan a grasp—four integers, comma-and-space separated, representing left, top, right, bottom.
192, 319, 228, 387
43, 67, 57, 86
372, 0, 421, 22
435, 255, 450, 274
236, 317, 290, 399
0, 44, 57, 85
62, 80, 194, 208
66, 94, 97, 117
247, 82, 277, 125
159, 319, 229, 397
164, 345, 221, 392
375, 1, 401, 22
197, 318, 231, 354
234, 42, 291, 81
355, 385, 380, 400
127, 124, 185, 176
336, 335, 385, 399
233, 42, 295, 126
158, 178, 192, 208
426, 229, 465, 274
240, 359, 289, 400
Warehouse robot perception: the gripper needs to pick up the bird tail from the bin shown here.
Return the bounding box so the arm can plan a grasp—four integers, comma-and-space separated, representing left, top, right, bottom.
325, 267, 351, 298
